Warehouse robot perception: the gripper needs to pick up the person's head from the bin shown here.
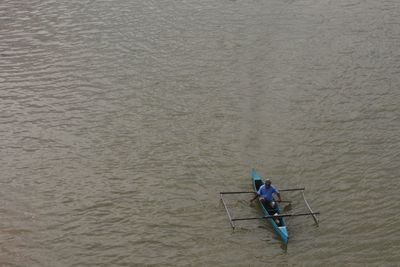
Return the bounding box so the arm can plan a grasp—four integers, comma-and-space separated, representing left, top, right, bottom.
264, 179, 271, 187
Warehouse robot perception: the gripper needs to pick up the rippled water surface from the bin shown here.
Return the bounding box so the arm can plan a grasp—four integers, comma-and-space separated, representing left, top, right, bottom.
1, 0, 400, 266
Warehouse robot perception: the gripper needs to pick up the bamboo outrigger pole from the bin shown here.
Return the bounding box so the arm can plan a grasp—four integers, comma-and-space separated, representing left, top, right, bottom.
279, 187, 305, 192
220, 191, 255, 194
220, 193, 236, 229
221, 188, 305, 193
231, 212, 320, 221
301, 191, 319, 226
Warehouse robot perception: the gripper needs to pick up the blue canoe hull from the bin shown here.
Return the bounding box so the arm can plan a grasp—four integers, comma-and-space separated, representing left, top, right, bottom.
251, 168, 289, 244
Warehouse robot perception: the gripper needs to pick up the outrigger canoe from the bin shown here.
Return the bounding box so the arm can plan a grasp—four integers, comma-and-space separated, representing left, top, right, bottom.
220, 169, 319, 245
251, 168, 288, 244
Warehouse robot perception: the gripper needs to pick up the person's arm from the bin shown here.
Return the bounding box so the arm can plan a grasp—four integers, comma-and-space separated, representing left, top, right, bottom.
251, 185, 263, 203
276, 192, 282, 202
250, 192, 259, 202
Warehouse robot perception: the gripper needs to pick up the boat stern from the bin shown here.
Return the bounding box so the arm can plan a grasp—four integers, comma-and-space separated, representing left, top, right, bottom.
278, 226, 289, 244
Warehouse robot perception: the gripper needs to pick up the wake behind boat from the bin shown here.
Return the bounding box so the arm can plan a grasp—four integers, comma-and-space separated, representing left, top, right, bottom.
220, 168, 319, 245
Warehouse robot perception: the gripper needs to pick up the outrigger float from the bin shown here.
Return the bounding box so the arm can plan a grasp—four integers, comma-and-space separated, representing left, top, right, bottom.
220, 168, 319, 245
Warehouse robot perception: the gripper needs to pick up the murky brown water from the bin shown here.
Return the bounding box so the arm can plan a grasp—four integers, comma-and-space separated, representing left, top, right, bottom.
1, 0, 400, 266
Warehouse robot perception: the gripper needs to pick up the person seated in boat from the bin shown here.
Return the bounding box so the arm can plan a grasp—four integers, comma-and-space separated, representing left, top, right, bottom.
250, 179, 282, 209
